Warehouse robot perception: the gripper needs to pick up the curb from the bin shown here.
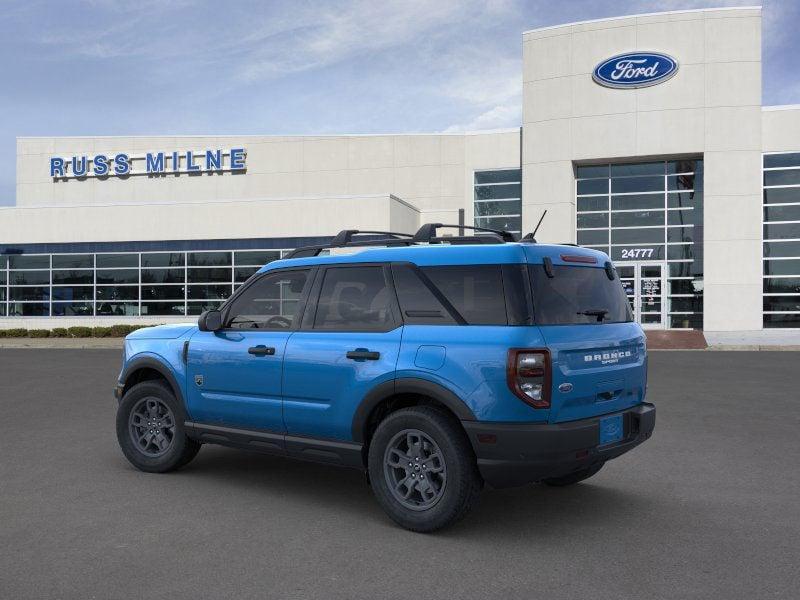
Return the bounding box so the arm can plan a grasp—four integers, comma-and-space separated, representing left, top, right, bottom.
0, 339, 124, 349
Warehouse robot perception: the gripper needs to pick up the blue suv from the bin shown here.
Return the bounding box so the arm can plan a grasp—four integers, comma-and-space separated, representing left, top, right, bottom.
115, 225, 655, 532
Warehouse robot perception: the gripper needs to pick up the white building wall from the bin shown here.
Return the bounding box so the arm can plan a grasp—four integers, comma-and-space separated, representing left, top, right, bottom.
16, 131, 520, 239
522, 6, 764, 331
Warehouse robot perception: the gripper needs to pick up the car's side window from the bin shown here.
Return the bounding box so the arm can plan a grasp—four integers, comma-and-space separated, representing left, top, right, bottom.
225, 269, 310, 330
420, 265, 508, 325
313, 266, 396, 331
391, 264, 457, 325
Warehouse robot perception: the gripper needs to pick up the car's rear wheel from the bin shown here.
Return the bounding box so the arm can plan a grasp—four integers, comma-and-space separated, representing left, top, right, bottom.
542, 462, 604, 487
368, 406, 482, 532
116, 380, 200, 473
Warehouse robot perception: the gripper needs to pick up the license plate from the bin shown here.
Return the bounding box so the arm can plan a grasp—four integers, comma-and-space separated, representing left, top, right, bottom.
599, 414, 624, 446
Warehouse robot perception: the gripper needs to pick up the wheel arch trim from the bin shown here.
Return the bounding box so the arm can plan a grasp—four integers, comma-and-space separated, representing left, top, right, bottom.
119, 355, 186, 410
351, 377, 476, 443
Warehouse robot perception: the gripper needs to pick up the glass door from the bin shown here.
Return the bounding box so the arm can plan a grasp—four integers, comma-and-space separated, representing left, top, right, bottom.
616, 262, 666, 329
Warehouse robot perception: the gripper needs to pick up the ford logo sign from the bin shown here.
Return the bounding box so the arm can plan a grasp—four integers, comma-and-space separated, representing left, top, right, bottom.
593, 51, 678, 89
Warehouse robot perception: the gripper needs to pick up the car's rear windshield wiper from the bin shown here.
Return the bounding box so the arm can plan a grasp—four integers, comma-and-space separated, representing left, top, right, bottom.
577, 309, 608, 322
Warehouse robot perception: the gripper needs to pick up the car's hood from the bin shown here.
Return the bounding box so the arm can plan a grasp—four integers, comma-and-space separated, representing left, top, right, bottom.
126, 323, 196, 340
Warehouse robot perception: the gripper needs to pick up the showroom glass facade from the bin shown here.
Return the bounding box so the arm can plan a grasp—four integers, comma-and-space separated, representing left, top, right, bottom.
575, 159, 704, 329
0, 249, 289, 317
763, 152, 800, 328
474, 169, 522, 235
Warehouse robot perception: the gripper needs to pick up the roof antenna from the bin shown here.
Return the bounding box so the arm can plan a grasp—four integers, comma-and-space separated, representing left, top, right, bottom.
522, 210, 547, 243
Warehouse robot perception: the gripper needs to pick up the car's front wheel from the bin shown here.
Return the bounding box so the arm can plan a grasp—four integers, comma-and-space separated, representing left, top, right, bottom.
368, 406, 482, 532
116, 380, 200, 473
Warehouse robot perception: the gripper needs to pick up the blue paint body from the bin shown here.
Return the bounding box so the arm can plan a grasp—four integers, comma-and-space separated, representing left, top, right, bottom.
593, 51, 678, 89
120, 242, 649, 445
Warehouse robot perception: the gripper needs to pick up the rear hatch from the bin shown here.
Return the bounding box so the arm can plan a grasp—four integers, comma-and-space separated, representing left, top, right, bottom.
526, 251, 647, 423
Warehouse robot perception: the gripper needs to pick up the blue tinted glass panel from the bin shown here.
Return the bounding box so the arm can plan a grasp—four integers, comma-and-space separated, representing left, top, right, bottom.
764, 223, 800, 240
142, 268, 184, 284
763, 278, 800, 293
188, 252, 231, 267
52, 286, 93, 301
764, 205, 800, 222
53, 270, 93, 284
577, 230, 609, 245
763, 188, 800, 205
141, 302, 186, 315
52, 302, 94, 316
234, 251, 281, 266
576, 165, 608, 179
577, 197, 608, 212
187, 284, 232, 300
611, 211, 664, 227
612, 194, 663, 210
96, 302, 139, 316
10, 287, 50, 301
577, 179, 608, 195
611, 228, 664, 244
9, 255, 49, 269
9, 271, 50, 285
474, 170, 520, 184
52, 254, 93, 269
763, 241, 800, 258
763, 314, 800, 327
96, 286, 139, 301
764, 153, 800, 168
611, 162, 663, 177
611, 176, 663, 194
474, 184, 521, 200
96, 254, 138, 268
577, 213, 608, 228
8, 302, 49, 316
187, 268, 231, 283
763, 296, 800, 312
141, 253, 184, 268
96, 269, 138, 284
764, 170, 800, 186
141, 286, 185, 300
763, 259, 800, 275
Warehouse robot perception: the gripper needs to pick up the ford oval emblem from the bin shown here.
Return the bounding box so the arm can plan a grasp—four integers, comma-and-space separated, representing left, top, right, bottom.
593, 51, 678, 89
558, 382, 574, 393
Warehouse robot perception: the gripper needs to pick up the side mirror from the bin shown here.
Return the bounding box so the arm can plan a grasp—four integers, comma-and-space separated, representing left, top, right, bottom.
198, 310, 223, 332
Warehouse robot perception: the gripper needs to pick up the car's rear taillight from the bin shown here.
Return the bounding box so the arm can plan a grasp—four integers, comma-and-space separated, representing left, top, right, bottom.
507, 349, 551, 408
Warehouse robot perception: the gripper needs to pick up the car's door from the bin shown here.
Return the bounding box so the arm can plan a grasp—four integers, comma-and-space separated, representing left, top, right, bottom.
186, 267, 314, 432
282, 264, 402, 441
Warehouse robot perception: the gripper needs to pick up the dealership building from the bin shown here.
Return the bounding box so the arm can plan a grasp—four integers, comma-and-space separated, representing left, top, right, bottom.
1, 5, 799, 338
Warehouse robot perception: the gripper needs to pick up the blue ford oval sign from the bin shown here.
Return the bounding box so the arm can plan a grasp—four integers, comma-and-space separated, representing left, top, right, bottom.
593, 52, 678, 89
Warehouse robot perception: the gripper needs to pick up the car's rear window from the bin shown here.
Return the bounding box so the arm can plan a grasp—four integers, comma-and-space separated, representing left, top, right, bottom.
529, 264, 632, 325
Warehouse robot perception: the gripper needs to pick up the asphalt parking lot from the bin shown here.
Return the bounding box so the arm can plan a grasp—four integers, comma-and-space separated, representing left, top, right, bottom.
1, 349, 798, 599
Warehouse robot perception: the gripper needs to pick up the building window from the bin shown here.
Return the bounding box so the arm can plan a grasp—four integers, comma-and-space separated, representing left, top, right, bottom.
0, 248, 290, 319
763, 152, 800, 328
474, 169, 521, 235
575, 159, 704, 330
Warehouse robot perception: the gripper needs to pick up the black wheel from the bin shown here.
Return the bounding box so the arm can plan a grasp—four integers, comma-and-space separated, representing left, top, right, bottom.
542, 462, 604, 487
116, 380, 200, 473
368, 406, 482, 532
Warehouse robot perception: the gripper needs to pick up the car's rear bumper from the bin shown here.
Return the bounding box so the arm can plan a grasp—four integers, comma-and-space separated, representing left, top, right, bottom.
462, 403, 655, 489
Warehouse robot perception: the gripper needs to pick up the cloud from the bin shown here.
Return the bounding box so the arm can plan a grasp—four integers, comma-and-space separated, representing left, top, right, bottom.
442, 103, 521, 132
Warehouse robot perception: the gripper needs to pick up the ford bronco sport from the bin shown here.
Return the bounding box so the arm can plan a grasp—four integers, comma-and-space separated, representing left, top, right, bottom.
115, 224, 655, 532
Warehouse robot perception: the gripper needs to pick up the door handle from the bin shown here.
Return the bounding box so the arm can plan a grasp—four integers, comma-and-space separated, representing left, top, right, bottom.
248, 345, 276, 356
346, 349, 381, 361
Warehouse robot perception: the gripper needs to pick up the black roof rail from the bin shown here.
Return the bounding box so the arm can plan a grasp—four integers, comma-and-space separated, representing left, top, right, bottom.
283, 229, 414, 259
413, 223, 518, 244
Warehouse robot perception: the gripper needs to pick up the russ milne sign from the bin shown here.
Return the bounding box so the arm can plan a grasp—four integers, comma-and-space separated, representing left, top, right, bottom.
593, 52, 678, 89
49, 148, 246, 179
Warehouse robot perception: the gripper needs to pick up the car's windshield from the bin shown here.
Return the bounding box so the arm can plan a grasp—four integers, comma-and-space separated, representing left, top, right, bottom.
529, 264, 632, 325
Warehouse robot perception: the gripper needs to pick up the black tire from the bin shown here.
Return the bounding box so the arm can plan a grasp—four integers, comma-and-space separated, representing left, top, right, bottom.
368, 406, 482, 532
116, 380, 200, 473
542, 462, 604, 487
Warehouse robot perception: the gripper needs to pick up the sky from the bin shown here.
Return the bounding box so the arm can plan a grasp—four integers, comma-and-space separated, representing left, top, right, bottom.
1, 0, 799, 206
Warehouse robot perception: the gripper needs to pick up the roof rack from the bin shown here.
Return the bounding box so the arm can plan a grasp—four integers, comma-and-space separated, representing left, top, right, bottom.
283, 222, 521, 259
413, 223, 518, 244
283, 230, 414, 259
